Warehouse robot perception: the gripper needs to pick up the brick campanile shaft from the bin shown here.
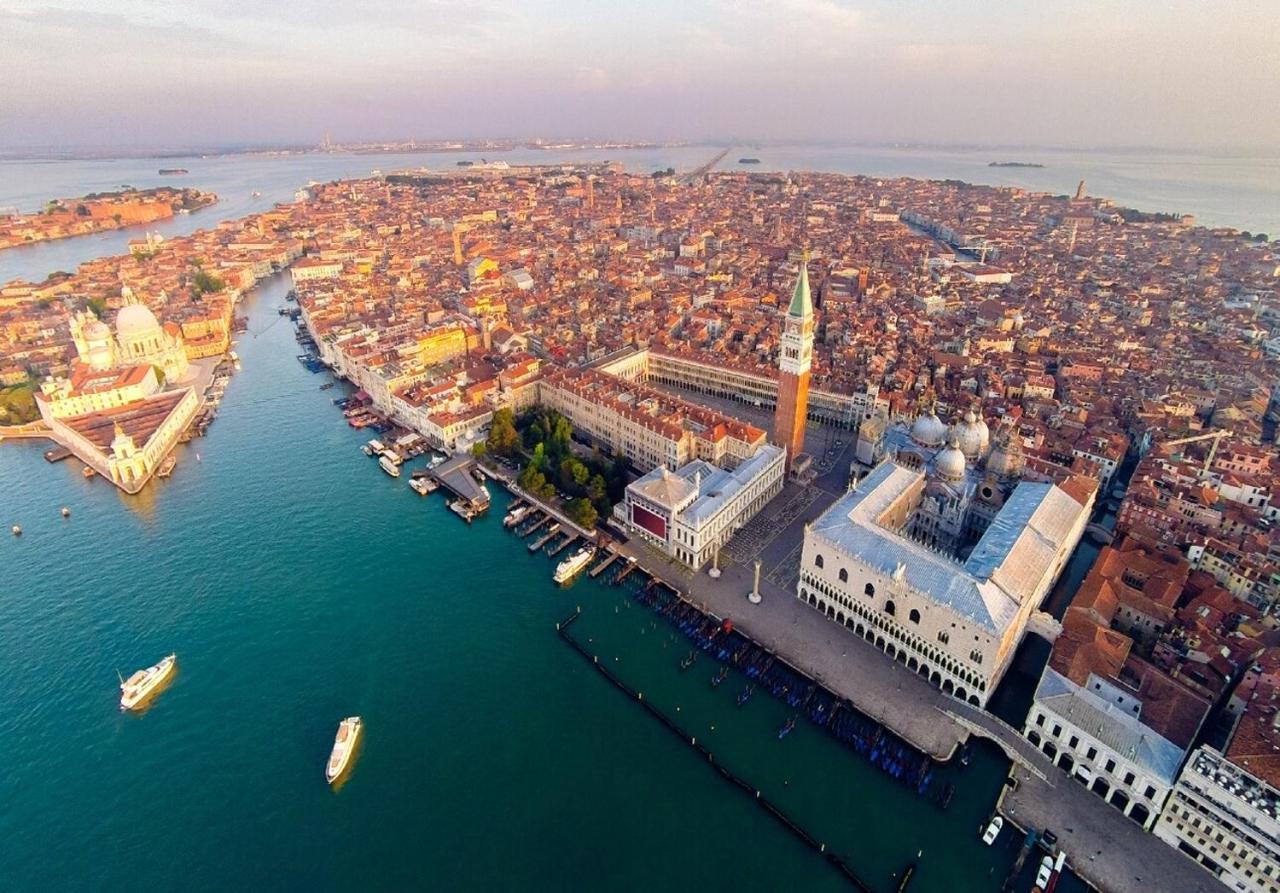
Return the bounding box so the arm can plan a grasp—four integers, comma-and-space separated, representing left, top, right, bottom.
773, 252, 815, 472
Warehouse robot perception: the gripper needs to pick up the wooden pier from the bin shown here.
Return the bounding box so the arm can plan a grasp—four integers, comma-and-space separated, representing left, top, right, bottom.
589, 550, 621, 578
548, 534, 577, 557
614, 558, 640, 584
523, 514, 552, 536
528, 524, 561, 552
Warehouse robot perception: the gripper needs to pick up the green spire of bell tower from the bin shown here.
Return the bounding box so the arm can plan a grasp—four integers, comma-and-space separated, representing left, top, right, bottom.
788, 249, 813, 318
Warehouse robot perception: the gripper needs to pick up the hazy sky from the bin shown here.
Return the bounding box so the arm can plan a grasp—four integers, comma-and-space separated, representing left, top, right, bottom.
1, 0, 1277, 150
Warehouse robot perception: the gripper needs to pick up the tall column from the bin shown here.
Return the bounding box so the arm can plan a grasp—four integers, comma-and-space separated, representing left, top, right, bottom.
748, 559, 762, 604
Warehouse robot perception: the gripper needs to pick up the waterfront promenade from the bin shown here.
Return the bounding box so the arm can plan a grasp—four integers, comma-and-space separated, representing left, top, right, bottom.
601, 476, 1221, 893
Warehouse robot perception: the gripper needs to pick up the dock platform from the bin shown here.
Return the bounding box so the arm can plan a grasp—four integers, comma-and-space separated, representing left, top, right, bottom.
548, 534, 577, 557
429, 455, 491, 509
590, 550, 621, 578
529, 524, 561, 552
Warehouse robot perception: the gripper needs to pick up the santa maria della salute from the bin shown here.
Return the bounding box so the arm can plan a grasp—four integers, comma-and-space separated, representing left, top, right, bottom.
34, 286, 202, 493
68, 285, 190, 383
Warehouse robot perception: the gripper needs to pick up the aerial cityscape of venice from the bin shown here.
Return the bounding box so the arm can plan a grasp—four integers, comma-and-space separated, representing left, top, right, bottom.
2, 2, 1278, 891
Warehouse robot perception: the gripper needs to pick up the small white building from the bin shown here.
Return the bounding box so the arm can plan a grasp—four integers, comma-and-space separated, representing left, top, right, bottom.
1155, 746, 1280, 893
619, 443, 785, 569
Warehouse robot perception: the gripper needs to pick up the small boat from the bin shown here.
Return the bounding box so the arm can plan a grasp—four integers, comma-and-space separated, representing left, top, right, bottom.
553, 546, 596, 584
778, 716, 796, 740
119, 653, 176, 710
251, 191, 262, 198
229, 351, 241, 368
409, 477, 438, 496
82, 466, 96, 479
156, 454, 177, 479
736, 684, 755, 707
326, 716, 362, 785
449, 500, 477, 523
319, 382, 335, 391
504, 505, 533, 528
981, 815, 1003, 845
679, 650, 697, 671
710, 666, 728, 687
379, 455, 400, 478
361, 444, 374, 457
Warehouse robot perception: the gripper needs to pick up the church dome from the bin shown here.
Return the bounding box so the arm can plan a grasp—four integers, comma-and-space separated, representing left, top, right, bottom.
986, 424, 1025, 480
84, 318, 111, 342
954, 410, 991, 459
910, 411, 947, 448
116, 302, 161, 342
934, 438, 967, 482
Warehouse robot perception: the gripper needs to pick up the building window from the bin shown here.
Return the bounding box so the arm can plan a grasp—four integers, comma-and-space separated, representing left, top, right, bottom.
885, 600, 896, 617
838, 568, 848, 583
909, 609, 921, 624
864, 582, 875, 597
815, 554, 824, 569
1124, 772, 1136, 786
1034, 714, 1045, 728
1106, 759, 1116, 773
1086, 746, 1098, 761
1145, 785, 1157, 800
938, 631, 949, 644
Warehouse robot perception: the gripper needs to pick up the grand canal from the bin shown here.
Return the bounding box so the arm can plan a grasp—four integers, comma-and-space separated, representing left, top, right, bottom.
0, 273, 1092, 890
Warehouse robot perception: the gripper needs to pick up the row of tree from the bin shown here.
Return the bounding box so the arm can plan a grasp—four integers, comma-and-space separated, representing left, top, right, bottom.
479, 407, 629, 530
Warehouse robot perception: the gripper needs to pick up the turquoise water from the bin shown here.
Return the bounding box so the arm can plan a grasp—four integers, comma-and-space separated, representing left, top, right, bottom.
0, 275, 1085, 890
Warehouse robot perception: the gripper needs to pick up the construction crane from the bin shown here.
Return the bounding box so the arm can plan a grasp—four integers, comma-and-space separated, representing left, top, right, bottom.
1160, 429, 1231, 472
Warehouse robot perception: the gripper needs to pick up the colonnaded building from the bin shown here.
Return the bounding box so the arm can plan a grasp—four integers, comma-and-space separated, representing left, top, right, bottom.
797, 437, 1093, 706
619, 443, 785, 569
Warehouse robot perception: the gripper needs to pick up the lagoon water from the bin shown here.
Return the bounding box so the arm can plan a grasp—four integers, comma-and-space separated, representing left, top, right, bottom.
0, 274, 1089, 891
2, 143, 1277, 285
0, 142, 1225, 889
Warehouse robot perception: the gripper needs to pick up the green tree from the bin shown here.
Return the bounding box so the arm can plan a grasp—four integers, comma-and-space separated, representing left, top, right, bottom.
191, 269, 225, 296
569, 498, 598, 529
486, 407, 519, 456
471, 442, 487, 459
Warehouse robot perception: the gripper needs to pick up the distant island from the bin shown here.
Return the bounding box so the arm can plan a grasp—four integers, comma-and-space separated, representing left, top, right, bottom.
988, 161, 1044, 168
739, 157, 761, 164
158, 168, 188, 175
0, 187, 217, 251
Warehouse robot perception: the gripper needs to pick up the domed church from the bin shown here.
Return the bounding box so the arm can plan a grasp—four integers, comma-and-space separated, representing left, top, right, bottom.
70, 287, 189, 383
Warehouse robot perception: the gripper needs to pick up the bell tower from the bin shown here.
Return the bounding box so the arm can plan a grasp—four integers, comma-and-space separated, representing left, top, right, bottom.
774, 252, 815, 471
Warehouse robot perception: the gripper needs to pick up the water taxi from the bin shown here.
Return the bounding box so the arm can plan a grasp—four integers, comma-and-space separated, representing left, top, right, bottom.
736, 684, 754, 707
326, 716, 362, 785
710, 666, 728, 687
119, 653, 176, 710
409, 477, 438, 496
229, 351, 241, 368
378, 454, 400, 477
156, 454, 177, 479
679, 649, 697, 671
778, 716, 796, 740
449, 500, 478, 523
504, 504, 533, 528
553, 546, 595, 584
981, 815, 1003, 845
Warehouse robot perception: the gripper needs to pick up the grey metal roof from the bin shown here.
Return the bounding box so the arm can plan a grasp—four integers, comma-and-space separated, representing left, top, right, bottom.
1036, 666, 1186, 784
627, 444, 783, 531
811, 461, 1086, 635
